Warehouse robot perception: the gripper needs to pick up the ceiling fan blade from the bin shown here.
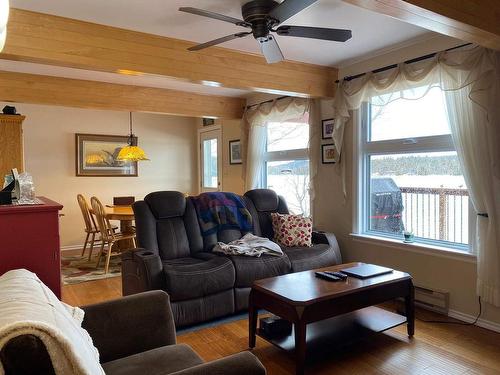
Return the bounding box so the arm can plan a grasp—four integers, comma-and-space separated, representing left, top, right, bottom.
258, 35, 284, 64
188, 32, 252, 51
268, 0, 318, 24
276, 25, 352, 42
179, 7, 251, 27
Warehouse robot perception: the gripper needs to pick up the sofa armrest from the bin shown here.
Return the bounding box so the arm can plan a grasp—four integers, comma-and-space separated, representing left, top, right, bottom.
82, 290, 176, 364
121, 248, 165, 296
170, 352, 266, 375
312, 231, 342, 264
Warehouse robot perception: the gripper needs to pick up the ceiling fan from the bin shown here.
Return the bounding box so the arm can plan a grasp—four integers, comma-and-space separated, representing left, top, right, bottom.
179, 0, 352, 63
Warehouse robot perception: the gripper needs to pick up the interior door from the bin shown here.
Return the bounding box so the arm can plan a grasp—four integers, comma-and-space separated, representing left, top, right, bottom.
199, 128, 222, 192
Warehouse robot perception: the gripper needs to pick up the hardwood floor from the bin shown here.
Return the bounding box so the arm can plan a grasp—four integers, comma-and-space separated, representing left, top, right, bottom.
62, 278, 500, 374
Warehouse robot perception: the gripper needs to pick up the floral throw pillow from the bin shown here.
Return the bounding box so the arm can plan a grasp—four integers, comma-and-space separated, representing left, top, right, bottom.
271, 213, 313, 247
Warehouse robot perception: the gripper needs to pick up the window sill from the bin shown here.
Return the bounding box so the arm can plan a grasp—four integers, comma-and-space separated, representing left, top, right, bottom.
349, 233, 477, 263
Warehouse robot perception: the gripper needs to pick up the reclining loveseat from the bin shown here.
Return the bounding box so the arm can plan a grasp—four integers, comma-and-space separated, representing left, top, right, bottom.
122, 189, 342, 326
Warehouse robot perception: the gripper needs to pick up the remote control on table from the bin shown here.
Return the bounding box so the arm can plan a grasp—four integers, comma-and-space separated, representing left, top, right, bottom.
324, 271, 348, 280
315, 271, 341, 281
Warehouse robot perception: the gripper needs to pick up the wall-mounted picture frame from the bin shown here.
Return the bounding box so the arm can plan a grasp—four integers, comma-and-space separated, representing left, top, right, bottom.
75, 133, 138, 177
229, 139, 242, 165
321, 143, 337, 164
322, 118, 334, 139
202, 118, 215, 126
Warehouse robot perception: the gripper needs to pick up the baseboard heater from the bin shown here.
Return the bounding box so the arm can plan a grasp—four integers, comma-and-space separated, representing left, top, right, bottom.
398, 285, 450, 315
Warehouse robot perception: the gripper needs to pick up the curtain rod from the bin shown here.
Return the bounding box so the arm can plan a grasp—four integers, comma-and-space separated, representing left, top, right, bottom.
336, 42, 472, 84
245, 95, 290, 109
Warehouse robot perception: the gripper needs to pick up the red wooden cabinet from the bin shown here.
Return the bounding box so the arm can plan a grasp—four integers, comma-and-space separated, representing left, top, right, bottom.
0, 197, 63, 298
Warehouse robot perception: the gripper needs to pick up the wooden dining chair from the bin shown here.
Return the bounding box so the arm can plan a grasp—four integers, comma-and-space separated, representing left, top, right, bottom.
77, 194, 117, 261
90, 196, 137, 274
77, 194, 101, 261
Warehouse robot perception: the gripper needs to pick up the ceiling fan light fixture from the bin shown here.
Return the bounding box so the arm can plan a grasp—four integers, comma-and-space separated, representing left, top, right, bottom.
117, 112, 150, 162
179, 0, 352, 64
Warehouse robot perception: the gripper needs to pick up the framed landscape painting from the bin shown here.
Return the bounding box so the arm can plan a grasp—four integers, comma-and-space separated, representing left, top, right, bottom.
75, 134, 138, 177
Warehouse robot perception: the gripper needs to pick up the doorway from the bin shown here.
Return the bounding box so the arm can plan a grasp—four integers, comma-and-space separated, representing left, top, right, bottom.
199, 127, 222, 192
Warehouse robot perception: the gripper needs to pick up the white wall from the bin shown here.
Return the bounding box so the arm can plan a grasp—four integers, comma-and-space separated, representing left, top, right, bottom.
313, 37, 500, 329
1, 102, 198, 248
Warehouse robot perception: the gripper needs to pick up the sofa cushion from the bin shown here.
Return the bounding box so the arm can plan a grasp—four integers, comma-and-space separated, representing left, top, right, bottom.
156, 218, 192, 260
145, 191, 186, 219
244, 189, 289, 240
102, 344, 203, 375
244, 189, 280, 211
282, 243, 337, 273
135, 192, 194, 260
171, 290, 235, 327
162, 256, 235, 301
226, 254, 291, 288
188, 195, 255, 252
271, 213, 313, 247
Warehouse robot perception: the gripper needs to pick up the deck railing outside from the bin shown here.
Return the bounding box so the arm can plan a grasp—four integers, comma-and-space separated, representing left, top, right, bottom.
399, 187, 469, 245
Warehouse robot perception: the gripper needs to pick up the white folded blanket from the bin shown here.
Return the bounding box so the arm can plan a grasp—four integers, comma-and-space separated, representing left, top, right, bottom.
0, 269, 105, 375
213, 233, 283, 257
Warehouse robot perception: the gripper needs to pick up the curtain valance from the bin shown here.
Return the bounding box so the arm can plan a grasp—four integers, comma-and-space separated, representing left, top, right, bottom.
332, 46, 497, 156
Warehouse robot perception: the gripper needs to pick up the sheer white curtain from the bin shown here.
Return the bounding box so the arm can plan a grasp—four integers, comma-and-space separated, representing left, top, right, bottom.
442, 52, 500, 306
332, 46, 500, 306
308, 99, 321, 211
241, 97, 310, 191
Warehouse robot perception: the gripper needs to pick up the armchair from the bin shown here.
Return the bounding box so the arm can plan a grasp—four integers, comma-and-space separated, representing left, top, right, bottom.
84, 291, 266, 375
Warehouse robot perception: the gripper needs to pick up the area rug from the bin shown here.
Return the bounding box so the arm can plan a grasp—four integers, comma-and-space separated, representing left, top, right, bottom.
61, 254, 121, 285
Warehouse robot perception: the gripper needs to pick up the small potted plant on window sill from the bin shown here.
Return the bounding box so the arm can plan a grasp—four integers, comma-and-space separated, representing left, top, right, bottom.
403, 231, 415, 243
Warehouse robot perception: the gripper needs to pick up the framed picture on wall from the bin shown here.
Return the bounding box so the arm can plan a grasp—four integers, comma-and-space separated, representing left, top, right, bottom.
202, 118, 215, 126
75, 134, 138, 177
229, 139, 242, 164
321, 143, 337, 164
322, 118, 334, 139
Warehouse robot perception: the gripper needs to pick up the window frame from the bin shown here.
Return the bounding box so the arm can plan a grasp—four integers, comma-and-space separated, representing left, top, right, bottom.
354, 101, 472, 253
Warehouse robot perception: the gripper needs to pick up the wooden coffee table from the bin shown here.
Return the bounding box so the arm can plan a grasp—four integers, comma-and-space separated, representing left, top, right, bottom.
248, 262, 414, 375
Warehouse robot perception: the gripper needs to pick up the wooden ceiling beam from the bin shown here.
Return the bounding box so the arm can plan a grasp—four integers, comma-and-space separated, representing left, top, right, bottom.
1, 9, 337, 98
0, 70, 246, 119
343, 0, 500, 50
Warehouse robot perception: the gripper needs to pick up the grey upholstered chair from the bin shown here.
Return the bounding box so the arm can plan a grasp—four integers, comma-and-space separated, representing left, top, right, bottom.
0, 291, 266, 375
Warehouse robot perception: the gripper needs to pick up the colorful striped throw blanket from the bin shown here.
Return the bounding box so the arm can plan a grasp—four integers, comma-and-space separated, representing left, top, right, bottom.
191, 192, 253, 236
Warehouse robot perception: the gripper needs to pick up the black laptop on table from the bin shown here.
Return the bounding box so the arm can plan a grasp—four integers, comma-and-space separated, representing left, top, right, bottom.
340, 264, 393, 279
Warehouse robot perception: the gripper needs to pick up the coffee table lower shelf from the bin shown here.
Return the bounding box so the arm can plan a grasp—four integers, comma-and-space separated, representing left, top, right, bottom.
256, 306, 407, 357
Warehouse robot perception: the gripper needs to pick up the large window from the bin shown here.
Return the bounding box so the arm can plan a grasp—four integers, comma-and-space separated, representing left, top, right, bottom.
357, 86, 470, 250
264, 118, 310, 216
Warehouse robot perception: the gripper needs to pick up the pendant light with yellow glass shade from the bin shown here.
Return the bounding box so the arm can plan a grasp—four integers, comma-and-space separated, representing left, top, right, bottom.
117, 112, 150, 162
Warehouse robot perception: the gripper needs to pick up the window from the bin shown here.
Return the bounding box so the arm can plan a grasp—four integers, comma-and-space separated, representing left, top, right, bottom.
357, 86, 470, 250
264, 118, 310, 216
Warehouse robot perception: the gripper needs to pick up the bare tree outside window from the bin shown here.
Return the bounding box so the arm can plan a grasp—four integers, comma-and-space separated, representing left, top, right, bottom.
266, 120, 310, 216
